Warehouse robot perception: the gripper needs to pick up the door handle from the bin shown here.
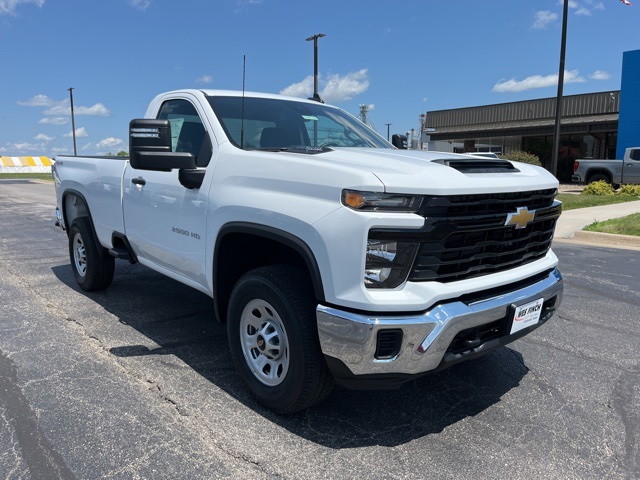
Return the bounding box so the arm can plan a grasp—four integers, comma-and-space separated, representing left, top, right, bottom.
132, 177, 146, 186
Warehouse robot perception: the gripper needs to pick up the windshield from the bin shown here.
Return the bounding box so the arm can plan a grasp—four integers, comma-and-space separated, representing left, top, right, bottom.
207, 95, 391, 151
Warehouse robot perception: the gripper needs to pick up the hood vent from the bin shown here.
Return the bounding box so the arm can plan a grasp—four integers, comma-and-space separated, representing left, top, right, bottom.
433, 158, 519, 174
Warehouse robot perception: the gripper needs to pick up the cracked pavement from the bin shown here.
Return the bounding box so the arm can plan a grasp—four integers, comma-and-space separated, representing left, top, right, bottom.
0, 180, 638, 479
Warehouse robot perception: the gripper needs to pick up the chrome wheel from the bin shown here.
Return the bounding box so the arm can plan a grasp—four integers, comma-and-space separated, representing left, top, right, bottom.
72, 232, 87, 278
239, 299, 289, 387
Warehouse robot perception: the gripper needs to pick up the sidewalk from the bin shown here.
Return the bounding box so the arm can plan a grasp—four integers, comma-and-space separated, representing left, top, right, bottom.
553, 199, 640, 249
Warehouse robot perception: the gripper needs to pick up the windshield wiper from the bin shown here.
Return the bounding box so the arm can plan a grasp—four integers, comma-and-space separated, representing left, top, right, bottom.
253, 145, 333, 155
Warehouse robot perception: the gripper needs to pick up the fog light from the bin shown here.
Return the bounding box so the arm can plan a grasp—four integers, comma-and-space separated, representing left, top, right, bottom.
365, 239, 418, 288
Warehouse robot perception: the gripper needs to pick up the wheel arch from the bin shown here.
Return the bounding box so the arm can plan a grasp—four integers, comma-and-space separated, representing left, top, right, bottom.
213, 222, 325, 323
61, 189, 91, 233
585, 168, 613, 184
61, 190, 108, 259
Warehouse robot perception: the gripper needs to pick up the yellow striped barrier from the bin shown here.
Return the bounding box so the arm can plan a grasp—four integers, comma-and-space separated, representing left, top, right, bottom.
0, 156, 53, 173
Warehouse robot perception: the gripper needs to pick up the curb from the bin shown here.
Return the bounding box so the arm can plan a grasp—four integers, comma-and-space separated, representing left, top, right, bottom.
554, 230, 640, 250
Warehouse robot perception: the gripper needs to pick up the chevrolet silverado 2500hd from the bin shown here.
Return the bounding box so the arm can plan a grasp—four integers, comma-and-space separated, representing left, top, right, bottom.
572, 147, 640, 185
54, 89, 563, 413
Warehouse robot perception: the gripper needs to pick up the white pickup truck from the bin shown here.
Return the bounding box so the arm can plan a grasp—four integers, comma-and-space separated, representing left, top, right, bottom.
54, 89, 563, 413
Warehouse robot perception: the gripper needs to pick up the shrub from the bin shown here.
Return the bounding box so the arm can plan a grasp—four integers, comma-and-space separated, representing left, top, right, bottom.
499, 150, 541, 166
616, 184, 640, 196
582, 180, 615, 195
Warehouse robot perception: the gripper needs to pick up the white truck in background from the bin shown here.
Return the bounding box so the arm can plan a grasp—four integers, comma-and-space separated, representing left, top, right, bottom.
54, 89, 563, 413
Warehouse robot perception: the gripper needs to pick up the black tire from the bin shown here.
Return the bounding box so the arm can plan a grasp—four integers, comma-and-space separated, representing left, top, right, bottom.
68, 217, 115, 291
587, 173, 611, 184
227, 265, 333, 414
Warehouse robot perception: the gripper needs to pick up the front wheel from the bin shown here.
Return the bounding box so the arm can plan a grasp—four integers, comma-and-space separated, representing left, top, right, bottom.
68, 217, 115, 291
227, 266, 333, 414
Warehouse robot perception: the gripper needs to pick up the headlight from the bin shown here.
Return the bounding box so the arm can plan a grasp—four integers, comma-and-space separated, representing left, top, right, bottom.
342, 190, 422, 212
365, 238, 419, 288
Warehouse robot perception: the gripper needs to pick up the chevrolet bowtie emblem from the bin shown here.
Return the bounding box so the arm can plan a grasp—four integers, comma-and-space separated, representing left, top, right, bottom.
505, 207, 536, 229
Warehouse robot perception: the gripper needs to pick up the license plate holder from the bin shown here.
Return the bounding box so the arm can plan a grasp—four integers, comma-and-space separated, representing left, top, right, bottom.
510, 298, 544, 335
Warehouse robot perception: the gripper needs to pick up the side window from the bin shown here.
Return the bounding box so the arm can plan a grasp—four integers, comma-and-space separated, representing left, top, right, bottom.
630, 149, 640, 161
157, 99, 212, 167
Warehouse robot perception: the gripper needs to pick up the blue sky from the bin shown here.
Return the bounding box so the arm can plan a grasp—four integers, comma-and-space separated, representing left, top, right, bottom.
0, 0, 637, 157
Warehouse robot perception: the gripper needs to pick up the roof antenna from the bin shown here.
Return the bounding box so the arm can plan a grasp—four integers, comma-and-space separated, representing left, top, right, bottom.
241, 54, 246, 150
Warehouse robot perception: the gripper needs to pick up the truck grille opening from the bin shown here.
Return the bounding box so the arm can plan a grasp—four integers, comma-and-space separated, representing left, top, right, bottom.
408, 189, 560, 283
375, 329, 403, 360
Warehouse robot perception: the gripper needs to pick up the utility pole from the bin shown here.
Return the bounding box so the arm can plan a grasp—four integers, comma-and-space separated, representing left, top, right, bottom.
551, 0, 568, 178
306, 34, 326, 103
68, 87, 77, 156
385, 123, 392, 141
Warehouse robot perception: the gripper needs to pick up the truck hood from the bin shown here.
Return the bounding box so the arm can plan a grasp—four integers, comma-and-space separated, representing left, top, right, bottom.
310, 148, 559, 194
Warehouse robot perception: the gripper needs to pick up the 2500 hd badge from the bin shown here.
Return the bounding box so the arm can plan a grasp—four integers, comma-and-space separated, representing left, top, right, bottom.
172, 227, 200, 240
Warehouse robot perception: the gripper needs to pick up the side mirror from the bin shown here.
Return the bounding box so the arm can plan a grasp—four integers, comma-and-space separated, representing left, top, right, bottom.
391, 134, 408, 150
129, 119, 196, 171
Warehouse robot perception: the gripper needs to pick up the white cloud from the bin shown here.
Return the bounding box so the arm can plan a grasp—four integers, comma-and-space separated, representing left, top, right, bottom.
532, 10, 558, 29
589, 70, 611, 80
321, 69, 370, 103
17, 94, 54, 107
96, 137, 124, 149
34, 133, 53, 141
44, 101, 110, 116
1, 141, 42, 152
280, 69, 370, 103
196, 74, 213, 84
38, 117, 68, 125
75, 103, 110, 116
130, 0, 150, 10
565, 0, 604, 16
280, 76, 314, 99
0, 0, 44, 16
51, 147, 72, 154
64, 127, 88, 138
493, 70, 586, 93
235, 0, 262, 11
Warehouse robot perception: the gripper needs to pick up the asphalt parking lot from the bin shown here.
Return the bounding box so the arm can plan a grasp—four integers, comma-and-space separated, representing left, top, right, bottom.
1, 180, 638, 480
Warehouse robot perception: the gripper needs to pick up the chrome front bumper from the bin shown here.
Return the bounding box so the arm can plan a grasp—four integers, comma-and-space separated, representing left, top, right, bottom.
316, 268, 563, 377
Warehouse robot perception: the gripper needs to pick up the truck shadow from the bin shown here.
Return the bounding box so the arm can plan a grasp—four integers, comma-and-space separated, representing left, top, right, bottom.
52, 262, 528, 449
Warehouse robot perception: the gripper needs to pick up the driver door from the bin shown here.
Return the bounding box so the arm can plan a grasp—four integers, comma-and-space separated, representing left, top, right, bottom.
123, 97, 212, 287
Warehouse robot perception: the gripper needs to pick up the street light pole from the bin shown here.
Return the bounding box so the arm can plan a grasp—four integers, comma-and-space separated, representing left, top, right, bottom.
306, 33, 326, 103
551, 0, 569, 178
68, 87, 77, 156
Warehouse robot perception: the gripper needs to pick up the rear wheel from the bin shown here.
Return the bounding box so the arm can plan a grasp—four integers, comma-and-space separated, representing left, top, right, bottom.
68, 217, 115, 291
587, 172, 611, 184
227, 265, 333, 414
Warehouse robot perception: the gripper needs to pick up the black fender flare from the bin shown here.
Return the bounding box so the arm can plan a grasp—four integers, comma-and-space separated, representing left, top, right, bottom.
61, 189, 108, 259
213, 222, 325, 322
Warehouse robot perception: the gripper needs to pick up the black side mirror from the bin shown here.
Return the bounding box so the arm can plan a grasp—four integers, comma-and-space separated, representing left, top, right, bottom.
129, 119, 196, 171
391, 134, 408, 150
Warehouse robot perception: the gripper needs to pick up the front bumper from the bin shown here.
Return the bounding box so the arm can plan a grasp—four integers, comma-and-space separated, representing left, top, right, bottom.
317, 268, 562, 386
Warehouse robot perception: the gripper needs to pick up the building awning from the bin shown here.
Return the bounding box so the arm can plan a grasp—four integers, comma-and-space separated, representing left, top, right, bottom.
430, 114, 619, 135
